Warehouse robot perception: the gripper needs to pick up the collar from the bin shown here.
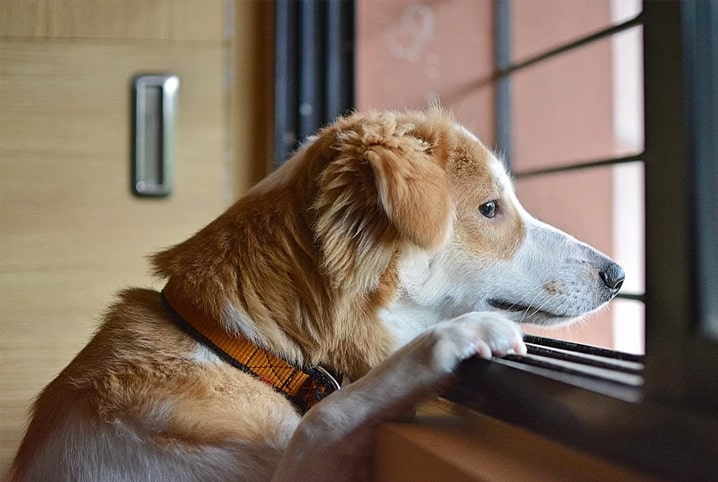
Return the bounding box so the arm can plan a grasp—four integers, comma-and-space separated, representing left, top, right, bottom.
160, 281, 341, 414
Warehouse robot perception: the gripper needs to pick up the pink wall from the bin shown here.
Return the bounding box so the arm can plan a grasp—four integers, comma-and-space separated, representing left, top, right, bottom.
356, 0, 495, 142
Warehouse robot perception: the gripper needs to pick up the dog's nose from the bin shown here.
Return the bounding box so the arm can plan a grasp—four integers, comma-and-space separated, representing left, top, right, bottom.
599, 263, 625, 291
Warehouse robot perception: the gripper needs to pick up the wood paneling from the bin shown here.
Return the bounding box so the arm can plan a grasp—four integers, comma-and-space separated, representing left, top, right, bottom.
0, 1, 233, 472
0, 0, 47, 38
0, 0, 224, 42
229, 0, 275, 192
168, 0, 225, 43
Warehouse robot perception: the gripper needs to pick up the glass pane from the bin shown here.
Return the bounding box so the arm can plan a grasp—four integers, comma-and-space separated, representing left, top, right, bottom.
611, 162, 645, 295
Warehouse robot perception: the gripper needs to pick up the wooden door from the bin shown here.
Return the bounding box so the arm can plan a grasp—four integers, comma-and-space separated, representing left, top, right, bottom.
0, 0, 235, 471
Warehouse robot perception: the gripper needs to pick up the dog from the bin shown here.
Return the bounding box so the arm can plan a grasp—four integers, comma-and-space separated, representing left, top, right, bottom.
10, 108, 624, 481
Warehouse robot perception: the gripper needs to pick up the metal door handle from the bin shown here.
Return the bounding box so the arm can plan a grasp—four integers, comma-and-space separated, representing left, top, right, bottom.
131, 74, 179, 197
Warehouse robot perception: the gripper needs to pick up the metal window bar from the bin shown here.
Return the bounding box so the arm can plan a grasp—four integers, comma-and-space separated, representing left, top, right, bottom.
492, 6, 644, 167
274, 0, 299, 169
494, 0, 512, 165
483, 10, 644, 93
514, 152, 644, 179
499, 12, 643, 81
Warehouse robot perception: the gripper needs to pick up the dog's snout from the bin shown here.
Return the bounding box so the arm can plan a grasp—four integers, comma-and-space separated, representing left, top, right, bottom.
599, 263, 625, 291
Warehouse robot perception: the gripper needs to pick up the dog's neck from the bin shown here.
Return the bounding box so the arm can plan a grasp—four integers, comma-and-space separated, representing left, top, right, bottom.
161, 278, 341, 413
151, 182, 399, 380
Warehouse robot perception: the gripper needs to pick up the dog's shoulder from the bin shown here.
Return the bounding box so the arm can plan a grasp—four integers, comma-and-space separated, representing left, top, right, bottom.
37, 287, 299, 441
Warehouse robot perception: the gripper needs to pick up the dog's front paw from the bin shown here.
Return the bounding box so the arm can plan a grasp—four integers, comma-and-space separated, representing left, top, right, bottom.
421, 312, 526, 375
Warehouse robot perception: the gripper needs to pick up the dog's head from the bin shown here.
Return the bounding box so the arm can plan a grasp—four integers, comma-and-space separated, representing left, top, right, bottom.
153, 108, 623, 373
303, 109, 624, 343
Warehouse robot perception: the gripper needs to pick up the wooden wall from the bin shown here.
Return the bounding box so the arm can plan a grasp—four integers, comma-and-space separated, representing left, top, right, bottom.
0, 0, 272, 472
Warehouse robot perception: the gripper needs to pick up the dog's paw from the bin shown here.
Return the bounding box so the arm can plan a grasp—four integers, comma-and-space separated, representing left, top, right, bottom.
420, 312, 526, 375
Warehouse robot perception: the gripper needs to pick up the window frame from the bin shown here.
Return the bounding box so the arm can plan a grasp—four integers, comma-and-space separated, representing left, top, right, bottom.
447, 1, 718, 480
643, 0, 718, 411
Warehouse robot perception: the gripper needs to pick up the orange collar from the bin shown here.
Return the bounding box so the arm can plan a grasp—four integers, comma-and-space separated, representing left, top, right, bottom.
161, 282, 340, 413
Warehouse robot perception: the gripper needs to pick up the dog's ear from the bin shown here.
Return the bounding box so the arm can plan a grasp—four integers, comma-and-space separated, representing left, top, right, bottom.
313, 115, 453, 290
364, 134, 452, 251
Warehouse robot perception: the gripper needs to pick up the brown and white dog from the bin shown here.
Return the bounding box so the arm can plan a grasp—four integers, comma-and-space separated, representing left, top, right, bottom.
10, 109, 624, 481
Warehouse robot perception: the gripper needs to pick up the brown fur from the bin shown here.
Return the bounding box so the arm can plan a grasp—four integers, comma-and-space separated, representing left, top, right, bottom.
150, 109, 457, 379
448, 132, 525, 261
11, 108, 536, 482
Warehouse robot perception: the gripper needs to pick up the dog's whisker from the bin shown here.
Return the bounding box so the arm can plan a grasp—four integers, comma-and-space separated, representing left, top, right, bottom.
506, 280, 553, 315
518, 285, 554, 323
530, 293, 561, 318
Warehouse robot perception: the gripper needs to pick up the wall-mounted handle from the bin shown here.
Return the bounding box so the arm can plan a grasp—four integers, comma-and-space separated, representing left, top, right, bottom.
131, 74, 179, 197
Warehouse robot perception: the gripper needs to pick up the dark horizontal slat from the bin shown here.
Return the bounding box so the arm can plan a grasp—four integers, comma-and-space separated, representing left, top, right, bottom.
470, 13, 644, 92
524, 344, 643, 374
513, 152, 643, 178
616, 292, 645, 302
501, 13, 644, 77
501, 353, 643, 388
524, 334, 644, 363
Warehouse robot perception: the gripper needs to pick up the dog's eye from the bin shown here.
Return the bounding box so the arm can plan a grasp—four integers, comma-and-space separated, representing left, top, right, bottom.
479, 200, 498, 219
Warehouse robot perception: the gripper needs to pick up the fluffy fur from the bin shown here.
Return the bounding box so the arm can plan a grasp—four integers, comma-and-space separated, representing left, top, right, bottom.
10, 109, 623, 481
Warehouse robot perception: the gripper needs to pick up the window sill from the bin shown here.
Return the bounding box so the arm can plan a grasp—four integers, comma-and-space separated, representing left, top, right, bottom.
374, 399, 657, 482
443, 355, 718, 481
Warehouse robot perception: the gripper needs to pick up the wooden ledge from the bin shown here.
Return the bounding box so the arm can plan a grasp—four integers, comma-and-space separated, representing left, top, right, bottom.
374, 400, 660, 482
